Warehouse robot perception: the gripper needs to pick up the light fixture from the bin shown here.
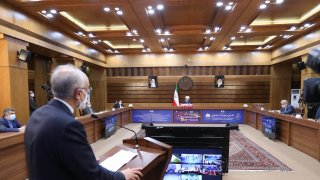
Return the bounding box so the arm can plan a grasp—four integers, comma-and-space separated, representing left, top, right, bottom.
214, 27, 221, 33
115, 7, 120, 11
148, 9, 155, 14
245, 28, 251, 33
289, 26, 297, 31
104, 7, 110, 12
88, 33, 95, 37
157, 4, 164, 10
231, 36, 236, 40
116, 10, 123, 15
156, 28, 162, 34
216, 2, 223, 7
205, 29, 211, 34
140, 39, 144, 43
46, 13, 53, 18
132, 29, 138, 34
259, 4, 267, 9
50, 9, 57, 14
265, 0, 271, 3
163, 47, 168, 51
164, 30, 170, 35
132, 38, 137, 41
209, 37, 215, 41
275, 0, 284, 4
204, 46, 209, 50
216, 2, 236, 11
257, 46, 263, 50
169, 48, 174, 52
126, 32, 132, 36
160, 38, 165, 42
198, 47, 203, 51
225, 5, 232, 11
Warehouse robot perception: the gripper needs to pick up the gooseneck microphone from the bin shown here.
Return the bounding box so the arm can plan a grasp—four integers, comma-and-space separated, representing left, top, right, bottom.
91, 114, 140, 149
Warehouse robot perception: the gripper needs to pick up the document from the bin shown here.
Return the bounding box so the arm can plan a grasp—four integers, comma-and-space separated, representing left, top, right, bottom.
100, 149, 138, 171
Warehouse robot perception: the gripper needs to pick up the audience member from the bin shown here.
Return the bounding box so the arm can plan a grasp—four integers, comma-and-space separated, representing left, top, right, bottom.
29, 90, 37, 115
280, 99, 296, 115
24, 64, 142, 180
0, 108, 24, 132
113, 100, 125, 109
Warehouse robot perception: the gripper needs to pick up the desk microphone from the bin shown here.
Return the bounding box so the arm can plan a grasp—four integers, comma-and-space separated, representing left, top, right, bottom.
91, 114, 140, 149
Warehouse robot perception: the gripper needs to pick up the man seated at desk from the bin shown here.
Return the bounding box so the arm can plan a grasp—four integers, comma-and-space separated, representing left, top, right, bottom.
180, 96, 193, 108
0, 108, 24, 132
113, 100, 125, 109
280, 100, 296, 115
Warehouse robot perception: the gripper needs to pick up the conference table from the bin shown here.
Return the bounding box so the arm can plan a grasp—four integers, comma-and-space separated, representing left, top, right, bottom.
0, 106, 319, 180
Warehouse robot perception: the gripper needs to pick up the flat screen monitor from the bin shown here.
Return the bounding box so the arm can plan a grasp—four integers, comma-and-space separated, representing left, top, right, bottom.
104, 115, 117, 138
17, 49, 31, 62
164, 148, 222, 180
262, 116, 276, 140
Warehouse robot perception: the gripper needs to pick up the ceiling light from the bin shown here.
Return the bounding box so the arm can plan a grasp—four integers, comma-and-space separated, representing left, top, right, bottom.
107, 49, 112, 52
304, 23, 311, 28
231, 36, 236, 40
216, 2, 223, 7
265, 0, 271, 3
98, 40, 102, 42
132, 38, 136, 41
198, 47, 203, 51
114, 50, 120, 53
163, 47, 168, 51
146, 48, 151, 52
142, 49, 147, 52
132, 29, 138, 34
104, 7, 110, 12
259, 4, 267, 9
41, 10, 46, 14
160, 38, 165, 42
46, 13, 53, 18
156, 28, 162, 34
214, 27, 221, 32
126, 32, 132, 36
50, 9, 57, 14
148, 9, 155, 14
91, 40, 98, 44
276, 0, 284, 4
164, 30, 170, 35
225, 5, 232, 11
157, 4, 164, 10
245, 28, 251, 32
257, 46, 262, 50
205, 29, 211, 34
148, 6, 153, 9
115, 7, 120, 11
209, 37, 215, 41
169, 48, 174, 52
229, 2, 234, 5
116, 10, 123, 15
140, 39, 144, 43
240, 26, 246, 30
88, 33, 95, 37
205, 46, 209, 50
226, 47, 231, 50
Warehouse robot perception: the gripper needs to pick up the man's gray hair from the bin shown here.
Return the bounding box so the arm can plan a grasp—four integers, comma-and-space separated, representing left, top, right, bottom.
50, 64, 88, 100
3, 107, 15, 117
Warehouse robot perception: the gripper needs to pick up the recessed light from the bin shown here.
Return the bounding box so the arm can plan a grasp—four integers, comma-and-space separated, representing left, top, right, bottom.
205, 29, 211, 34
257, 46, 262, 50
259, 4, 267, 9
132, 29, 138, 34
46, 13, 53, 18
115, 7, 120, 11
140, 39, 144, 43
41, 10, 46, 14
148, 6, 153, 9
240, 26, 246, 30
216, 2, 223, 7
133, 38, 137, 41
304, 23, 311, 28
265, 0, 271, 4
214, 27, 221, 32
225, 5, 232, 11
148, 9, 155, 14
50, 9, 57, 14
276, 0, 284, 4
160, 38, 165, 42
209, 37, 215, 41
163, 47, 168, 51
229, 2, 234, 5
104, 7, 110, 12
88, 33, 95, 37
156, 28, 162, 34
205, 46, 209, 50
114, 50, 119, 53
231, 36, 236, 40
146, 48, 151, 51
245, 28, 251, 33
116, 10, 123, 15
226, 47, 231, 50
126, 32, 132, 36
157, 4, 164, 10
289, 26, 297, 31
164, 30, 170, 35
198, 47, 203, 51
169, 48, 174, 52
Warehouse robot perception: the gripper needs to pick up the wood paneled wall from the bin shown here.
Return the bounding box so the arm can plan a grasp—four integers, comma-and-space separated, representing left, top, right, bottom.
107, 65, 270, 77
107, 75, 270, 107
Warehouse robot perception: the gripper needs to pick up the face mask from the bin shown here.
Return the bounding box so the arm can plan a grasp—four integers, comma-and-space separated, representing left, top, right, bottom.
9, 114, 16, 120
30, 93, 35, 97
77, 90, 88, 110
281, 105, 286, 108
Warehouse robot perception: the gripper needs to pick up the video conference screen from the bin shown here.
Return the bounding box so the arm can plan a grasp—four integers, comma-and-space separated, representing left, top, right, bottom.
164, 148, 223, 180
262, 116, 276, 140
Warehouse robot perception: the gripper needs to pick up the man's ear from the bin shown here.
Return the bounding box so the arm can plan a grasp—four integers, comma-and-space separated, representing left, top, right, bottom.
75, 89, 82, 100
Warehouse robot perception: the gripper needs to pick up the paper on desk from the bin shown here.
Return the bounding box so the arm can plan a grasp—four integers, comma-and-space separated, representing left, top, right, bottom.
100, 149, 138, 171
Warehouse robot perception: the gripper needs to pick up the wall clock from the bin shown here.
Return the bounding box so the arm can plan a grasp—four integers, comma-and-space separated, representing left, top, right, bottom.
178, 76, 193, 90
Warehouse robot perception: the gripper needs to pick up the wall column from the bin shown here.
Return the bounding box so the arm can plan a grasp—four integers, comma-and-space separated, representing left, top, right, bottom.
0, 35, 29, 124
89, 66, 107, 111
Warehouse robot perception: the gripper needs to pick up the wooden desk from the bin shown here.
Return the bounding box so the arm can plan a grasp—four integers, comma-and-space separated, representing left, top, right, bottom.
245, 108, 320, 160
0, 131, 27, 180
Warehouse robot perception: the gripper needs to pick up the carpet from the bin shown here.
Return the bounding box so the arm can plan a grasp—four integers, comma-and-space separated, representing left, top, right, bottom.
135, 129, 292, 171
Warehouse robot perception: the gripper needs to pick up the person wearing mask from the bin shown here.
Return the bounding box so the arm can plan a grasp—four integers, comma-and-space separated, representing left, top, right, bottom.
280, 99, 296, 115
24, 64, 142, 180
29, 90, 37, 115
113, 100, 125, 109
0, 108, 24, 132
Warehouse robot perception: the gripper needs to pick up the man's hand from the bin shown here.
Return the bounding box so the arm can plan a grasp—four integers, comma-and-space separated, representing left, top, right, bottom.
19, 126, 26, 132
121, 168, 143, 180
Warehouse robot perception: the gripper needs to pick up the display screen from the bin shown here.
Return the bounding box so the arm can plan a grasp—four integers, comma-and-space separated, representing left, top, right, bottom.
262, 116, 276, 140
164, 148, 222, 180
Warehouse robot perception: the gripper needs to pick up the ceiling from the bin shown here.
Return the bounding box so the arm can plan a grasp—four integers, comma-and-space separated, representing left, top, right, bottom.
4, 0, 320, 55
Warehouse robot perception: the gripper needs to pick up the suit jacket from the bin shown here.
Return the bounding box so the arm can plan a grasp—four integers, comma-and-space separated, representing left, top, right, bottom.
0, 117, 22, 132
113, 102, 125, 109
24, 99, 125, 180
280, 104, 296, 115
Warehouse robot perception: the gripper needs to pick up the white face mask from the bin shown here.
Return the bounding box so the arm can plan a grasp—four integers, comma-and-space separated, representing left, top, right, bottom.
30, 93, 35, 97
77, 90, 88, 110
9, 114, 16, 120
281, 104, 286, 108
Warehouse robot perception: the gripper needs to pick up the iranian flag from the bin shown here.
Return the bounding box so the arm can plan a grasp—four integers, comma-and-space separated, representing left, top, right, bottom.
173, 83, 180, 106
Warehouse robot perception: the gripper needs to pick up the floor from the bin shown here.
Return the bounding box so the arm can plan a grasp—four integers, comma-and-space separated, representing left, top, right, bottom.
91, 124, 320, 180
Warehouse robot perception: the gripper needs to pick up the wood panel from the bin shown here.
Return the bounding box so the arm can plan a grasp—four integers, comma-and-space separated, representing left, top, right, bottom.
256, 114, 263, 131
277, 120, 289, 143
290, 124, 319, 159
107, 75, 270, 105
245, 111, 256, 128
83, 121, 95, 144
107, 66, 270, 76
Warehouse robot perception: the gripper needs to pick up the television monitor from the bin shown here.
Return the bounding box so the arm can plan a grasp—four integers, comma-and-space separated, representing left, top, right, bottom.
104, 115, 117, 138
164, 148, 222, 180
17, 49, 31, 62
262, 116, 277, 140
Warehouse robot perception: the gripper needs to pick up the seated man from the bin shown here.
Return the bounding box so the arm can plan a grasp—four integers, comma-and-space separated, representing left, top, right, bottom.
184, 96, 192, 104
280, 100, 296, 115
0, 108, 24, 132
113, 100, 125, 109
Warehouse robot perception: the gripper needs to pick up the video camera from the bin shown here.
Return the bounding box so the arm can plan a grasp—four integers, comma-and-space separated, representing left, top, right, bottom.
303, 47, 320, 103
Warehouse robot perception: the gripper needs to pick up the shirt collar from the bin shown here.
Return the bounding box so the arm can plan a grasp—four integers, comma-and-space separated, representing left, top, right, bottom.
54, 98, 74, 114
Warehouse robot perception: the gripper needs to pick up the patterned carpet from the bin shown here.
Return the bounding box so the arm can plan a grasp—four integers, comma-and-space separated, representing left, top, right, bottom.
229, 130, 292, 171
135, 129, 292, 171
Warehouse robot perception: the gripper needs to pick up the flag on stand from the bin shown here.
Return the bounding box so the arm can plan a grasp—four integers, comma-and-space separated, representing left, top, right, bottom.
173, 82, 180, 106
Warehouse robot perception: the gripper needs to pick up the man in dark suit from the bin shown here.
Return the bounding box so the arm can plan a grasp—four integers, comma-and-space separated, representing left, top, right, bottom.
24, 64, 142, 180
280, 99, 296, 115
113, 100, 125, 109
29, 90, 37, 115
0, 107, 24, 132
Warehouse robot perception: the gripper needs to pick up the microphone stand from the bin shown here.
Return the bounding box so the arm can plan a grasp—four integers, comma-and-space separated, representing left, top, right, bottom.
91, 114, 140, 149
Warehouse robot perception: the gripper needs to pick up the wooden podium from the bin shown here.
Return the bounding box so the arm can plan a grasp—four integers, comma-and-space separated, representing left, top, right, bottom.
98, 137, 172, 180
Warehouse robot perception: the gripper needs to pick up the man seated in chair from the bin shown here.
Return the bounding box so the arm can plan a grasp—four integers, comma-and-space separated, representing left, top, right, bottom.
280, 100, 296, 115
0, 108, 24, 132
